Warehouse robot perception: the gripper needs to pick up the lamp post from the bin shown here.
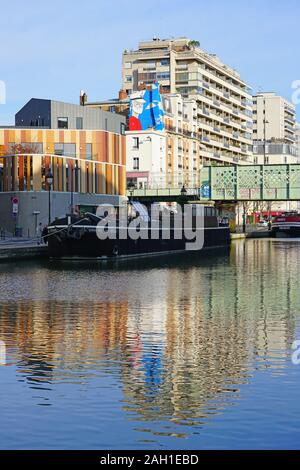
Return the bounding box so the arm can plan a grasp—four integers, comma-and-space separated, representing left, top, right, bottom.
181, 185, 187, 198
127, 181, 135, 202
46, 169, 53, 225
70, 166, 81, 215
263, 99, 269, 165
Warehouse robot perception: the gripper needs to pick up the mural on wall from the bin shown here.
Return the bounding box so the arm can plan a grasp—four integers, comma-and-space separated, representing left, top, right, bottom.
129, 82, 165, 132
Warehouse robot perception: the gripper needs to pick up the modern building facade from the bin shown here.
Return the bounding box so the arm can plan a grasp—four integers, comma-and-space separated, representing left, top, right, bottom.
15, 98, 126, 135
0, 110, 126, 235
122, 37, 253, 165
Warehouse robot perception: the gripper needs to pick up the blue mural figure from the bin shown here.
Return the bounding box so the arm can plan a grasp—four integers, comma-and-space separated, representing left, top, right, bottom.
129, 82, 165, 131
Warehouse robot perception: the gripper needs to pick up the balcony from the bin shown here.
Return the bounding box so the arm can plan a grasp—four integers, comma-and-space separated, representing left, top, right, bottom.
285, 116, 295, 124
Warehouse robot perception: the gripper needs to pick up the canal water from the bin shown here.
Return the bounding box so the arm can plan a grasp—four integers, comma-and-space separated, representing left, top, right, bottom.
0, 239, 299, 450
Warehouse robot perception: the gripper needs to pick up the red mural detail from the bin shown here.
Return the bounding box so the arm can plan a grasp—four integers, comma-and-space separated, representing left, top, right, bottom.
129, 116, 142, 131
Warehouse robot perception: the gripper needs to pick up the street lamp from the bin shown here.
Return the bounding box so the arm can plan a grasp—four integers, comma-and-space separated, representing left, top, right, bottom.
70, 166, 81, 215
263, 99, 270, 165
180, 185, 187, 198
46, 169, 53, 225
127, 181, 135, 202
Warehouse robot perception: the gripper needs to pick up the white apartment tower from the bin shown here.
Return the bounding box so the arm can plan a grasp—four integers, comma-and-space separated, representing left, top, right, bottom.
253, 92, 296, 143
123, 37, 253, 166
252, 92, 297, 164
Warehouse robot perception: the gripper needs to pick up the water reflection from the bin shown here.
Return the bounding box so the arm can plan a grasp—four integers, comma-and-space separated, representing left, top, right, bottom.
0, 239, 299, 445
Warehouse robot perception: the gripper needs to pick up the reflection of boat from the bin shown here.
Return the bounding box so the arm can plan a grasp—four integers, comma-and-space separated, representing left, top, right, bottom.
271, 212, 300, 237
47, 203, 230, 260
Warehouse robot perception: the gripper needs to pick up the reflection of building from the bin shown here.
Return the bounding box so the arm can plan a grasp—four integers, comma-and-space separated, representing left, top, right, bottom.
0, 242, 298, 436
122, 37, 253, 165
0, 100, 126, 234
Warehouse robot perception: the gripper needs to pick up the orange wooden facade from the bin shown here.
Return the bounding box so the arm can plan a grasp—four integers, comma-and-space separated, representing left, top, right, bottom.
0, 129, 126, 195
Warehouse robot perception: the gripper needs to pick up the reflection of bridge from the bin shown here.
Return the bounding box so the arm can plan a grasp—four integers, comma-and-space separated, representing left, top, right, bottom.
127, 164, 300, 202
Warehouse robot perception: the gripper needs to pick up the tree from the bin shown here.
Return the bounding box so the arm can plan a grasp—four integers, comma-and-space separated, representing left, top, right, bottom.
7, 143, 40, 155
188, 40, 200, 50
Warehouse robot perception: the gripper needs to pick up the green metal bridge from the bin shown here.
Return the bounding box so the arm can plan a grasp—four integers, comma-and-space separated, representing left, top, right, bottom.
127, 164, 300, 202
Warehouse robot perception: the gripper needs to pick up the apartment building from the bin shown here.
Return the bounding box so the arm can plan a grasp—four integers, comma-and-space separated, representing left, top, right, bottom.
253, 92, 296, 143
252, 92, 297, 164
296, 123, 300, 161
163, 94, 201, 187
252, 141, 298, 165
126, 94, 202, 190
123, 37, 253, 165
126, 130, 166, 189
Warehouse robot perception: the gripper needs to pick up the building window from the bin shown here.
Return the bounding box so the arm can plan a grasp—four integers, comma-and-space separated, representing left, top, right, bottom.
125, 76, 132, 82
54, 143, 76, 157
157, 72, 170, 80
161, 59, 170, 66
54, 143, 64, 155
9, 142, 43, 154
125, 62, 132, 69
120, 123, 126, 135
133, 137, 139, 149
86, 143, 92, 160
64, 143, 76, 157
133, 157, 139, 170
57, 117, 68, 129
76, 117, 83, 129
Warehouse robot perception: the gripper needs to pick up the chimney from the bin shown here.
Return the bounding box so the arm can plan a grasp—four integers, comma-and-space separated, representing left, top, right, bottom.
118, 89, 128, 101
80, 90, 87, 106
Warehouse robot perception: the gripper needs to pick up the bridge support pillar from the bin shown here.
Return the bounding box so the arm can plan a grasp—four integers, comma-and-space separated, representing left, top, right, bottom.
215, 201, 239, 233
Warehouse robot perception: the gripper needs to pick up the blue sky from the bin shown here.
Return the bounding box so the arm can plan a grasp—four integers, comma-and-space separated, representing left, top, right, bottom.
0, 0, 299, 124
